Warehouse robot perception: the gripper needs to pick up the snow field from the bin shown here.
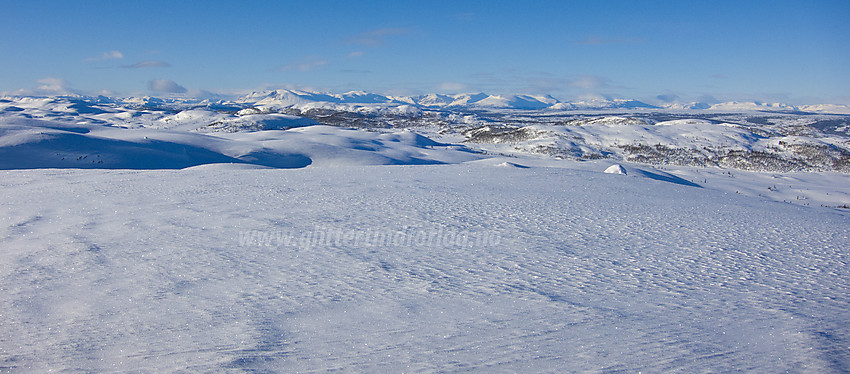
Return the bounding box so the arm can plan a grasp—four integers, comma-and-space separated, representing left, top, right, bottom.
1, 164, 848, 372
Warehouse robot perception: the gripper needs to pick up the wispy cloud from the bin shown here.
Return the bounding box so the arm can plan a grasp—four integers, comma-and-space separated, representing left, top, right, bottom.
656, 94, 680, 103
712, 73, 728, 79
86, 50, 124, 61
569, 75, 614, 90
37, 77, 69, 92
523, 74, 572, 94
2, 77, 75, 96
148, 79, 186, 93
254, 83, 324, 93
347, 51, 365, 58
439, 82, 467, 92
340, 69, 372, 74
460, 70, 624, 97
122, 60, 171, 69
698, 94, 720, 104
277, 58, 328, 72
461, 70, 566, 95
346, 27, 411, 47
574, 36, 645, 46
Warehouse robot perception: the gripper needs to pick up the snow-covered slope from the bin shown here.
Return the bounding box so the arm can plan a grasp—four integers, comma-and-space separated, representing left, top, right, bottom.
462, 116, 850, 173
799, 104, 850, 115
2, 163, 848, 372
0, 118, 479, 169
657, 101, 850, 114
705, 101, 798, 112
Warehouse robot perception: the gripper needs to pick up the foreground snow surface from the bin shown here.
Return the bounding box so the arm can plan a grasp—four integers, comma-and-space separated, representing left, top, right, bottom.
1, 164, 848, 372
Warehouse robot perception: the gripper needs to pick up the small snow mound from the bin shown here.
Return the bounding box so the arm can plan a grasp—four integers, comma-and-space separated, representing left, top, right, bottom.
604, 164, 627, 175
182, 163, 277, 171
495, 161, 529, 168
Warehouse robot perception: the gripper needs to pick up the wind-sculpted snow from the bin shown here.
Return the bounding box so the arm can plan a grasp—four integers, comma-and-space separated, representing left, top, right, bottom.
1, 165, 848, 372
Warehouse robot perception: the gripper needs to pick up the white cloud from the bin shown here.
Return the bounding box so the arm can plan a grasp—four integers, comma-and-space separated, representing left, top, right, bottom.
86, 50, 124, 61
569, 75, 612, 90
148, 79, 187, 93
37, 77, 68, 92
439, 82, 467, 91
0, 77, 75, 96
348, 51, 365, 58
122, 60, 171, 69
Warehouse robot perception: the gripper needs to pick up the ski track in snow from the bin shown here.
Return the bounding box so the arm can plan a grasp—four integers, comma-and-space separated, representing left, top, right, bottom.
1, 165, 849, 372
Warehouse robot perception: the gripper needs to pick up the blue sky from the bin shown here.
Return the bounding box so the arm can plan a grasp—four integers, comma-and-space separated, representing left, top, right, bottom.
1, 0, 848, 104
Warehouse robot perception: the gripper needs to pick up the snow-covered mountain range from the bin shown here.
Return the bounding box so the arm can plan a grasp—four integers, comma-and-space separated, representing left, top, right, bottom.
233, 89, 850, 114
6, 88, 849, 114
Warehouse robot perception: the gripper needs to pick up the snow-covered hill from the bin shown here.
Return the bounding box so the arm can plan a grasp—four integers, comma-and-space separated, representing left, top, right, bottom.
2, 94, 849, 174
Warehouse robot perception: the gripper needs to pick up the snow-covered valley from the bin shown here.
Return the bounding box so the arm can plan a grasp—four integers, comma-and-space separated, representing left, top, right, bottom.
1, 92, 849, 372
